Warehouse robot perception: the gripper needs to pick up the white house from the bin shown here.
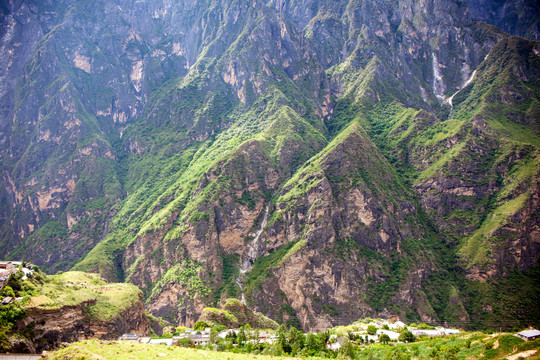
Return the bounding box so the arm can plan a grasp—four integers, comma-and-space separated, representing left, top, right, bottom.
149, 338, 173, 346
218, 329, 238, 339
327, 336, 345, 350
517, 330, 540, 341
377, 329, 400, 341
389, 321, 406, 330
409, 328, 444, 337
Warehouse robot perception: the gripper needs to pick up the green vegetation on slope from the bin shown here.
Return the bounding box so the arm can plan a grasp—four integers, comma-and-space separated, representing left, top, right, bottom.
35, 271, 142, 321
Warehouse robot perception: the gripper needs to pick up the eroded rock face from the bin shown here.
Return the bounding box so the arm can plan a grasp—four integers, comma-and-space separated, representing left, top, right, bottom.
245, 128, 440, 330
16, 297, 149, 353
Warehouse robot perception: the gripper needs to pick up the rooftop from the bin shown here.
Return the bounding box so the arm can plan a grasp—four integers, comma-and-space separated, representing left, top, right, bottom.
518, 330, 540, 338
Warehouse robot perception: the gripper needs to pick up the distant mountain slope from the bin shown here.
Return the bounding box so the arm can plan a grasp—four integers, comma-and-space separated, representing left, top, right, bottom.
0, 0, 538, 330
464, 0, 540, 40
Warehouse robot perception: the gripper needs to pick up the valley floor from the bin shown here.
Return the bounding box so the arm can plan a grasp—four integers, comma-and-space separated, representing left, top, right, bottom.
44, 333, 540, 360
44, 340, 302, 360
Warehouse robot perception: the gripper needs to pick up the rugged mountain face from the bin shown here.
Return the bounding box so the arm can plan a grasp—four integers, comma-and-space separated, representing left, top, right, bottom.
464, 0, 540, 40
1, 0, 539, 331
16, 298, 148, 353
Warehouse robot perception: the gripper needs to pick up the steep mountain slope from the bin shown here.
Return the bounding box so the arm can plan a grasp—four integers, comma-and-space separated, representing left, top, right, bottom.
464, 0, 540, 40
0, 0, 539, 331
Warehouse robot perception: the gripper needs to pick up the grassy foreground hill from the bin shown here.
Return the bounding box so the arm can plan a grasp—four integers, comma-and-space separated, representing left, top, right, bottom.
45, 341, 302, 360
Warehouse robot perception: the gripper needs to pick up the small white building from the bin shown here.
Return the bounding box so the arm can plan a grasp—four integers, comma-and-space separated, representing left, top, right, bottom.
517, 329, 540, 341
327, 336, 345, 350
410, 328, 444, 338
119, 334, 140, 341
149, 338, 173, 346
190, 334, 210, 346
1, 297, 13, 305
389, 321, 406, 330
0, 262, 15, 271
218, 329, 238, 339
377, 329, 400, 341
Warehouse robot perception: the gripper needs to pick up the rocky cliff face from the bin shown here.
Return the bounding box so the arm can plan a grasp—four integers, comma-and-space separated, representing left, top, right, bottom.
13, 297, 148, 353
1, 0, 539, 331
464, 0, 540, 40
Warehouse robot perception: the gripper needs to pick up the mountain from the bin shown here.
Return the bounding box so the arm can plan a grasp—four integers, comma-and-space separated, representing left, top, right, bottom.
0, 0, 539, 331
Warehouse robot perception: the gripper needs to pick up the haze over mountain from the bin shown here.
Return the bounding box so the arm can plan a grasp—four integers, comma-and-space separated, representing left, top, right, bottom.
0, 0, 539, 331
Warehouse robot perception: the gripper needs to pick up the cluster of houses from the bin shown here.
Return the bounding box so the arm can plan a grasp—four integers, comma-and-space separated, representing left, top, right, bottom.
326, 320, 462, 350
118, 319, 466, 350
0, 261, 35, 305
118, 318, 540, 351
119, 329, 213, 347
119, 328, 279, 347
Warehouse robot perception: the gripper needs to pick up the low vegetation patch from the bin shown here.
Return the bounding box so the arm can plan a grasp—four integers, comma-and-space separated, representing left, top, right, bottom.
37, 271, 142, 321
45, 339, 307, 360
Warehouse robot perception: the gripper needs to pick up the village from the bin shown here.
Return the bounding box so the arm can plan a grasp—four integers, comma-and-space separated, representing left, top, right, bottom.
0, 260, 35, 305
119, 319, 465, 350
116, 316, 540, 357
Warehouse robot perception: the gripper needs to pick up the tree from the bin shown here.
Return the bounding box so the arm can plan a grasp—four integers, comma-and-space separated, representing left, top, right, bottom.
379, 334, 391, 344
398, 330, 416, 343
175, 326, 188, 335
276, 324, 287, 337
6, 272, 22, 294
238, 326, 247, 346
277, 329, 291, 354
288, 327, 305, 355
176, 338, 192, 347
1, 286, 15, 298
243, 323, 253, 340
339, 340, 356, 359
367, 325, 377, 335
210, 328, 219, 344
225, 329, 237, 344
305, 333, 320, 352
212, 324, 226, 333
317, 330, 330, 349
193, 320, 210, 331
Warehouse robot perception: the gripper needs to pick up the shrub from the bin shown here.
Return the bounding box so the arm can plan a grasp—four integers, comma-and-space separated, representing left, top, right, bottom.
1, 286, 15, 298
367, 325, 378, 335
398, 330, 416, 343
193, 320, 210, 330
379, 334, 391, 344
212, 324, 226, 332
176, 338, 192, 347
